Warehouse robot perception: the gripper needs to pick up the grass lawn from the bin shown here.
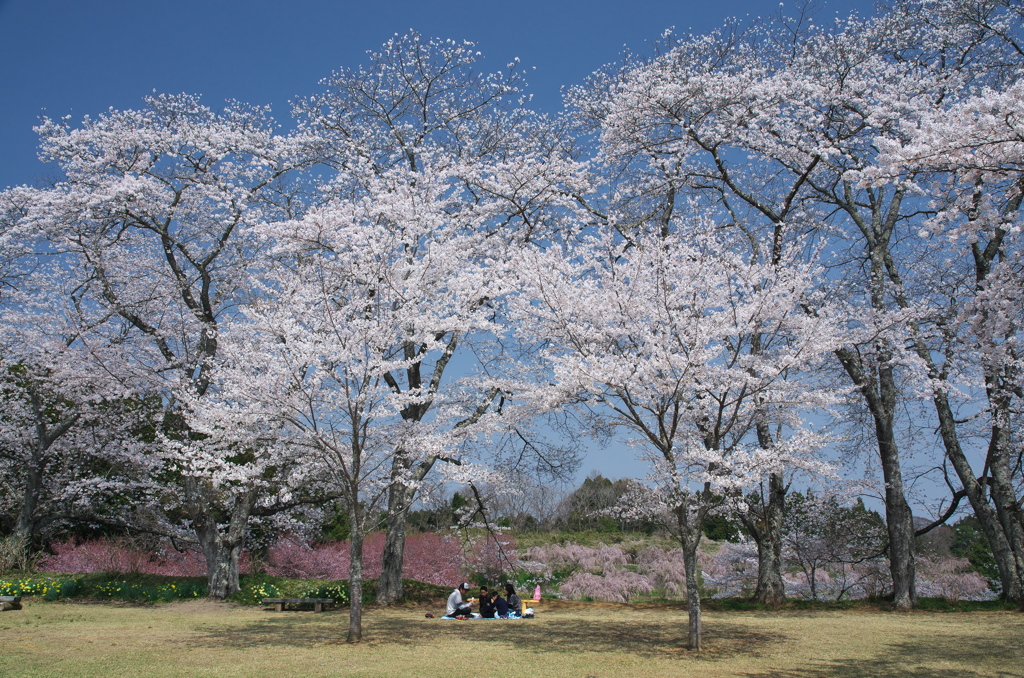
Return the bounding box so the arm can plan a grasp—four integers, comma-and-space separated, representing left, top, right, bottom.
0, 598, 1020, 677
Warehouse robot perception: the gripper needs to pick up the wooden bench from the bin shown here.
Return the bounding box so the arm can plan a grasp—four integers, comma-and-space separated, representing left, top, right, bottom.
1, 595, 23, 611
262, 597, 335, 612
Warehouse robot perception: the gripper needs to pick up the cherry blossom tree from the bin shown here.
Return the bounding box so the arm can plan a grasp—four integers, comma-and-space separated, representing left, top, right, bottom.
1, 93, 312, 598
295, 32, 585, 604
0, 188, 163, 554
196, 158, 519, 641
859, 5, 1024, 602
571, 0, 1022, 610
564, 10, 849, 606
0, 329, 161, 548
783, 491, 887, 601
510, 220, 840, 649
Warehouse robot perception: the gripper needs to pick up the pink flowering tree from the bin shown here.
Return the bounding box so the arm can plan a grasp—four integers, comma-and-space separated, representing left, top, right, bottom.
510, 217, 840, 649
0, 191, 163, 551
0, 93, 314, 599
858, 21, 1024, 603
194, 150, 530, 641
294, 32, 586, 606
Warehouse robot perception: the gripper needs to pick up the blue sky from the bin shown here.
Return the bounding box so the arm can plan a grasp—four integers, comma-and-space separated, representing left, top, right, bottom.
1, 0, 879, 192
0, 0, 883, 485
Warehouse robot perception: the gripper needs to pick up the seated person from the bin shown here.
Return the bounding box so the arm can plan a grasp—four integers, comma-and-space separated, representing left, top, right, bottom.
504, 584, 522, 617
446, 582, 473, 617
493, 590, 510, 618
480, 589, 497, 618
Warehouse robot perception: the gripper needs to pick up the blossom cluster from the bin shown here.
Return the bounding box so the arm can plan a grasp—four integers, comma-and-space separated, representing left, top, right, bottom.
40, 538, 209, 577
264, 532, 470, 585
524, 541, 995, 603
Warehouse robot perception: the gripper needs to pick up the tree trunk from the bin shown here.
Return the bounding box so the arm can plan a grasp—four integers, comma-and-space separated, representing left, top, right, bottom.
745, 335, 787, 606
985, 396, 1024, 603
672, 501, 706, 651
196, 526, 244, 600
931, 388, 1024, 602
901, 224, 1024, 603
16, 391, 80, 544
836, 343, 916, 611
376, 485, 412, 604
15, 440, 43, 543
188, 480, 255, 600
743, 471, 787, 606
681, 525, 703, 651
831, 185, 916, 610
347, 504, 364, 644
875, 410, 916, 611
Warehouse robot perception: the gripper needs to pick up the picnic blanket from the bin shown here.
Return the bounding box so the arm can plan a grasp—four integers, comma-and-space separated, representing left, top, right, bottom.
440, 610, 533, 620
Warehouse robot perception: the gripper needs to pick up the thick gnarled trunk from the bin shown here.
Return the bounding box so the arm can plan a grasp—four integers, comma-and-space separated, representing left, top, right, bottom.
196, 527, 244, 600
16, 390, 80, 544
746, 472, 787, 606
187, 480, 255, 600
15, 441, 43, 543
376, 484, 413, 604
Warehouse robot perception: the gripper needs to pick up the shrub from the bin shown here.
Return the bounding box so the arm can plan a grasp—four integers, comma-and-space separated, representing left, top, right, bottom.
700, 542, 758, 598
560, 569, 654, 603
522, 542, 629, 575
784, 559, 892, 601
265, 532, 468, 586
91, 580, 206, 602
461, 533, 518, 582
951, 516, 1001, 590
301, 582, 351, 605
917, 556, 992, 602
635, 547, 690, 597
0, 577, 81, 599
266, 537, 350, 580
401, 533, 463, 585
0, 575, 208, 602
234, 580, 281, 605
0, 535, 41, 575
39, 538, 207, 576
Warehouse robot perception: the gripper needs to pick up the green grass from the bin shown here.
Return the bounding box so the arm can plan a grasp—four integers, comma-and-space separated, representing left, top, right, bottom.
0, 597, 1020, 677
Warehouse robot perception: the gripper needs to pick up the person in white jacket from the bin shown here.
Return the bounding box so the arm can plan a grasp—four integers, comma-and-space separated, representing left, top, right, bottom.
446, 582, 473, 617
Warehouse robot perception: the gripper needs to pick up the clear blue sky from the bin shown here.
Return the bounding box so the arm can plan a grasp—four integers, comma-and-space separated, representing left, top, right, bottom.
0, 0, 882, 485
1, 0, 880, 192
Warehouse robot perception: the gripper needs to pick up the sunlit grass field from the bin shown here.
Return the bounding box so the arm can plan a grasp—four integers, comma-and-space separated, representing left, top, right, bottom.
1, 598, 1021, 677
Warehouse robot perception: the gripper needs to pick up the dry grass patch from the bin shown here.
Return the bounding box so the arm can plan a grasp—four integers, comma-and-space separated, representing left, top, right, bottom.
0, 598, 1020, 677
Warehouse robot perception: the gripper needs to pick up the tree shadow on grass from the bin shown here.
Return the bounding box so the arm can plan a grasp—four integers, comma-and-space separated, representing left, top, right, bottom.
190, 607, 782, 661
738, 632, 1022, 678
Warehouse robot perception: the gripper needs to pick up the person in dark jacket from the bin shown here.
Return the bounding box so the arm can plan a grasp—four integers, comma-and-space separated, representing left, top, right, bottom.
479, 587, 496, 618
493, 590, 510, 618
